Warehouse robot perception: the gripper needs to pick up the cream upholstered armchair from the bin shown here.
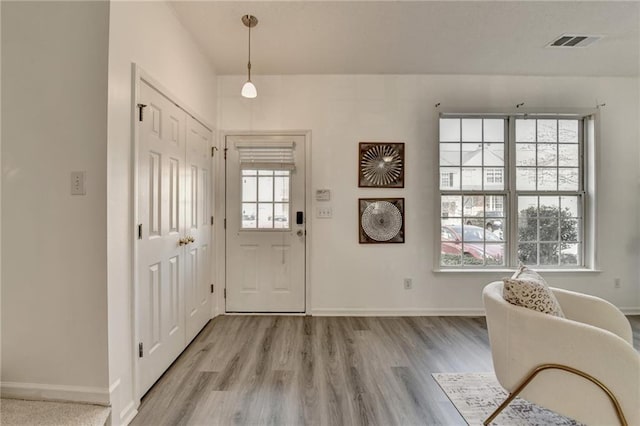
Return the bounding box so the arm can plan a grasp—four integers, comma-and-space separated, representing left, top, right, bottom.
483, 281, 639, 426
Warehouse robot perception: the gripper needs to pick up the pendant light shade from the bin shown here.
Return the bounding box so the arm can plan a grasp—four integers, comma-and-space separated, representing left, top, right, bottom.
241, 15, 258, 99
241, 81, 257, 98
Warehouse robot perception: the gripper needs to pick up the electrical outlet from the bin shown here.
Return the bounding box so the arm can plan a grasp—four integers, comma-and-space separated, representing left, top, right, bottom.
404, 278, 413, 289
614, 278, 621, 289
71, 171, 86, 195
316, 206, 332, 218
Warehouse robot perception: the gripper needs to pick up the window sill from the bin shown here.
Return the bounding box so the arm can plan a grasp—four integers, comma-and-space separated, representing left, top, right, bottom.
432, 268, 602, 274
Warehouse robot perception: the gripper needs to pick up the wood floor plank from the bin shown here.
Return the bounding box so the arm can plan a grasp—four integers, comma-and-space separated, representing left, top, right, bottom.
132, 315, 640, 426
392, 366, 442, 425
316, 317, 355, 426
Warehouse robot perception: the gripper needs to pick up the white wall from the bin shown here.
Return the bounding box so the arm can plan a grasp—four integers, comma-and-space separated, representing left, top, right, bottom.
107, 2, 217, 424
1, 0, 4, 388
218, 74, 640, 315
1, 1, 110, 401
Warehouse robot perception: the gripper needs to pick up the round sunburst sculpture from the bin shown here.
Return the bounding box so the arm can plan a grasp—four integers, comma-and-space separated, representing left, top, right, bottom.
361, 201, 403, 241
361, 145, 402, 186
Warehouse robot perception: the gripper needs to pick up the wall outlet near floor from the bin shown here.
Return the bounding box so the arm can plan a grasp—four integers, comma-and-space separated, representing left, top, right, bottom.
614, 278, 621, 288
404, 278, 413, 289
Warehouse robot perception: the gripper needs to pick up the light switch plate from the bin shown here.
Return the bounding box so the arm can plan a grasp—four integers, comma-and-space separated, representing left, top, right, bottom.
71, 171, 86, 195
316, 206, 332, 218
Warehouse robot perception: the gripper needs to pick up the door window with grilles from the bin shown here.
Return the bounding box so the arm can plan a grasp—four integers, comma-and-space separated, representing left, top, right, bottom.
241, 170, 290, 229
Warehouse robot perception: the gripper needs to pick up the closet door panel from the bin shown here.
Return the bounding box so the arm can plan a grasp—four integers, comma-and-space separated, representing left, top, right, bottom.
184, 116, 213, 342
137, 81, 187, 395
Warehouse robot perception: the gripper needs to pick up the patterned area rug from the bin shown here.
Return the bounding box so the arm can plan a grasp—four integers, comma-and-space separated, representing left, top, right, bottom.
433, 373, 581, 426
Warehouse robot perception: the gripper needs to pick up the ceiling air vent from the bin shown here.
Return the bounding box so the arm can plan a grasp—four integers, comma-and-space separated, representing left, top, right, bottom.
547, 34, 602, 48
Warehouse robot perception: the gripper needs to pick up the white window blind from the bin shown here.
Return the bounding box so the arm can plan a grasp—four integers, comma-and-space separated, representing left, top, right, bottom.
235, 141, 296, 170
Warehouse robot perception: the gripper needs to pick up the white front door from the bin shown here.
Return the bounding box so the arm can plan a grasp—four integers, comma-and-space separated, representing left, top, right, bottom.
137, 80, 187, 395
185, 116, 212, 341
225, 134, 306, 312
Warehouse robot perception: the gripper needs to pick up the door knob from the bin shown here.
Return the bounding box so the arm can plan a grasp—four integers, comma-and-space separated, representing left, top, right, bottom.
187, 236, 195, 243
179, 238, 188, 246
296, 230, 304, 237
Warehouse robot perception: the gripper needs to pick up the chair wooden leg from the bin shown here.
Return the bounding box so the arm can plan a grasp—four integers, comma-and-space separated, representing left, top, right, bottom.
484, 364, 628, 426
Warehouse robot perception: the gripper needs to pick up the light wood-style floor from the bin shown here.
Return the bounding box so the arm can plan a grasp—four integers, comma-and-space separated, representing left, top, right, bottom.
133, 315, 640, 426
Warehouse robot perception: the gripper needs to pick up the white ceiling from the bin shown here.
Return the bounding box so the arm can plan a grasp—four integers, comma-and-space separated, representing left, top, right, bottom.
169, 1, 640, 77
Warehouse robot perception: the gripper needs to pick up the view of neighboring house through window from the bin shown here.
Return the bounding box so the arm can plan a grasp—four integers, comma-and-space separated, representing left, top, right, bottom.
439, 115, 586, 268
440, 117, 506, 266
485, 168, 503, 184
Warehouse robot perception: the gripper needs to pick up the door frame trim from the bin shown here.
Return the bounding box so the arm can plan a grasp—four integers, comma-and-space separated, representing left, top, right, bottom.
219, 130, 312, 315
130, 64, 215, 402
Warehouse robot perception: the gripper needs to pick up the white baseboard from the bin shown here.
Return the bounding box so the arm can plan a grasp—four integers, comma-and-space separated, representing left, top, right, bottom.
107, 378, 139, 426
1, 381, 110, 405
119, 401, 138, 426
312, 307, 638, 317
311, 308, 485, 316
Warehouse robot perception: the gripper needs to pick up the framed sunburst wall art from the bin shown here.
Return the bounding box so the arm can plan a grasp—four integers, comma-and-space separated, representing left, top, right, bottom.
358, 142, 405, 188
359, 198, 405, 244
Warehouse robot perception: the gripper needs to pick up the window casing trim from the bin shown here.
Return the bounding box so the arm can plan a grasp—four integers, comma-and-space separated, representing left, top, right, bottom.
436, 113, 596, 271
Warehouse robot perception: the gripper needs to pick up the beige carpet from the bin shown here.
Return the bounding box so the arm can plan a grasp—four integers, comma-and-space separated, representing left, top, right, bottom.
433, 372, 582, 426
0, 398, 110, 426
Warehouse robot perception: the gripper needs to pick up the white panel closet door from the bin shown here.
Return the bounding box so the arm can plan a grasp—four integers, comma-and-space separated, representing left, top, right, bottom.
137, 81, 187, 395
185, 116, 213, 342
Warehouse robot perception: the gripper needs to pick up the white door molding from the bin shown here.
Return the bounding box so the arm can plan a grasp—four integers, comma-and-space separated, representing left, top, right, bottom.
218, 130, 312, 315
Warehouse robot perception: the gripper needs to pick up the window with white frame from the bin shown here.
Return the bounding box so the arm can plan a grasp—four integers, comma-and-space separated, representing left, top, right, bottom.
439, 115, 587, 268
241, 170, 291, 229
236, 141, 296, 231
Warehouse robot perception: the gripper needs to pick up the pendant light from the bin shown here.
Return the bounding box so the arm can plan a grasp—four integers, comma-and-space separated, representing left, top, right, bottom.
241, 14, 258, 99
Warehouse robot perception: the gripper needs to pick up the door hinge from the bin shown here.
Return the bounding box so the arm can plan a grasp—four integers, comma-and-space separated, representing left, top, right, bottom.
211, 147, 215, 157
224, 218, 227, 229
210, 284, 214, 294
224, 148, 228, 160
137, 103, 147, 122
138, 224, 142, 240
138, 342, 144, 358
211, 216, 214, 226
224, 288, 226, 299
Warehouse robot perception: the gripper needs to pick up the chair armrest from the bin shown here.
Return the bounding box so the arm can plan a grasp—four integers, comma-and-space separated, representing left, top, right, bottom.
551, 287, 633, 345
504, 306, 640, 425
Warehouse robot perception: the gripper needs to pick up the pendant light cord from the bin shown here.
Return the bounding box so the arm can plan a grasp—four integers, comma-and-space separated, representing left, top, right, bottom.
247, 20, 252, 81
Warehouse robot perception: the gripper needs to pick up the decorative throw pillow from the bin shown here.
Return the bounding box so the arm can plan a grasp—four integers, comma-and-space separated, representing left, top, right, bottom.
503, 264, 565, 317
